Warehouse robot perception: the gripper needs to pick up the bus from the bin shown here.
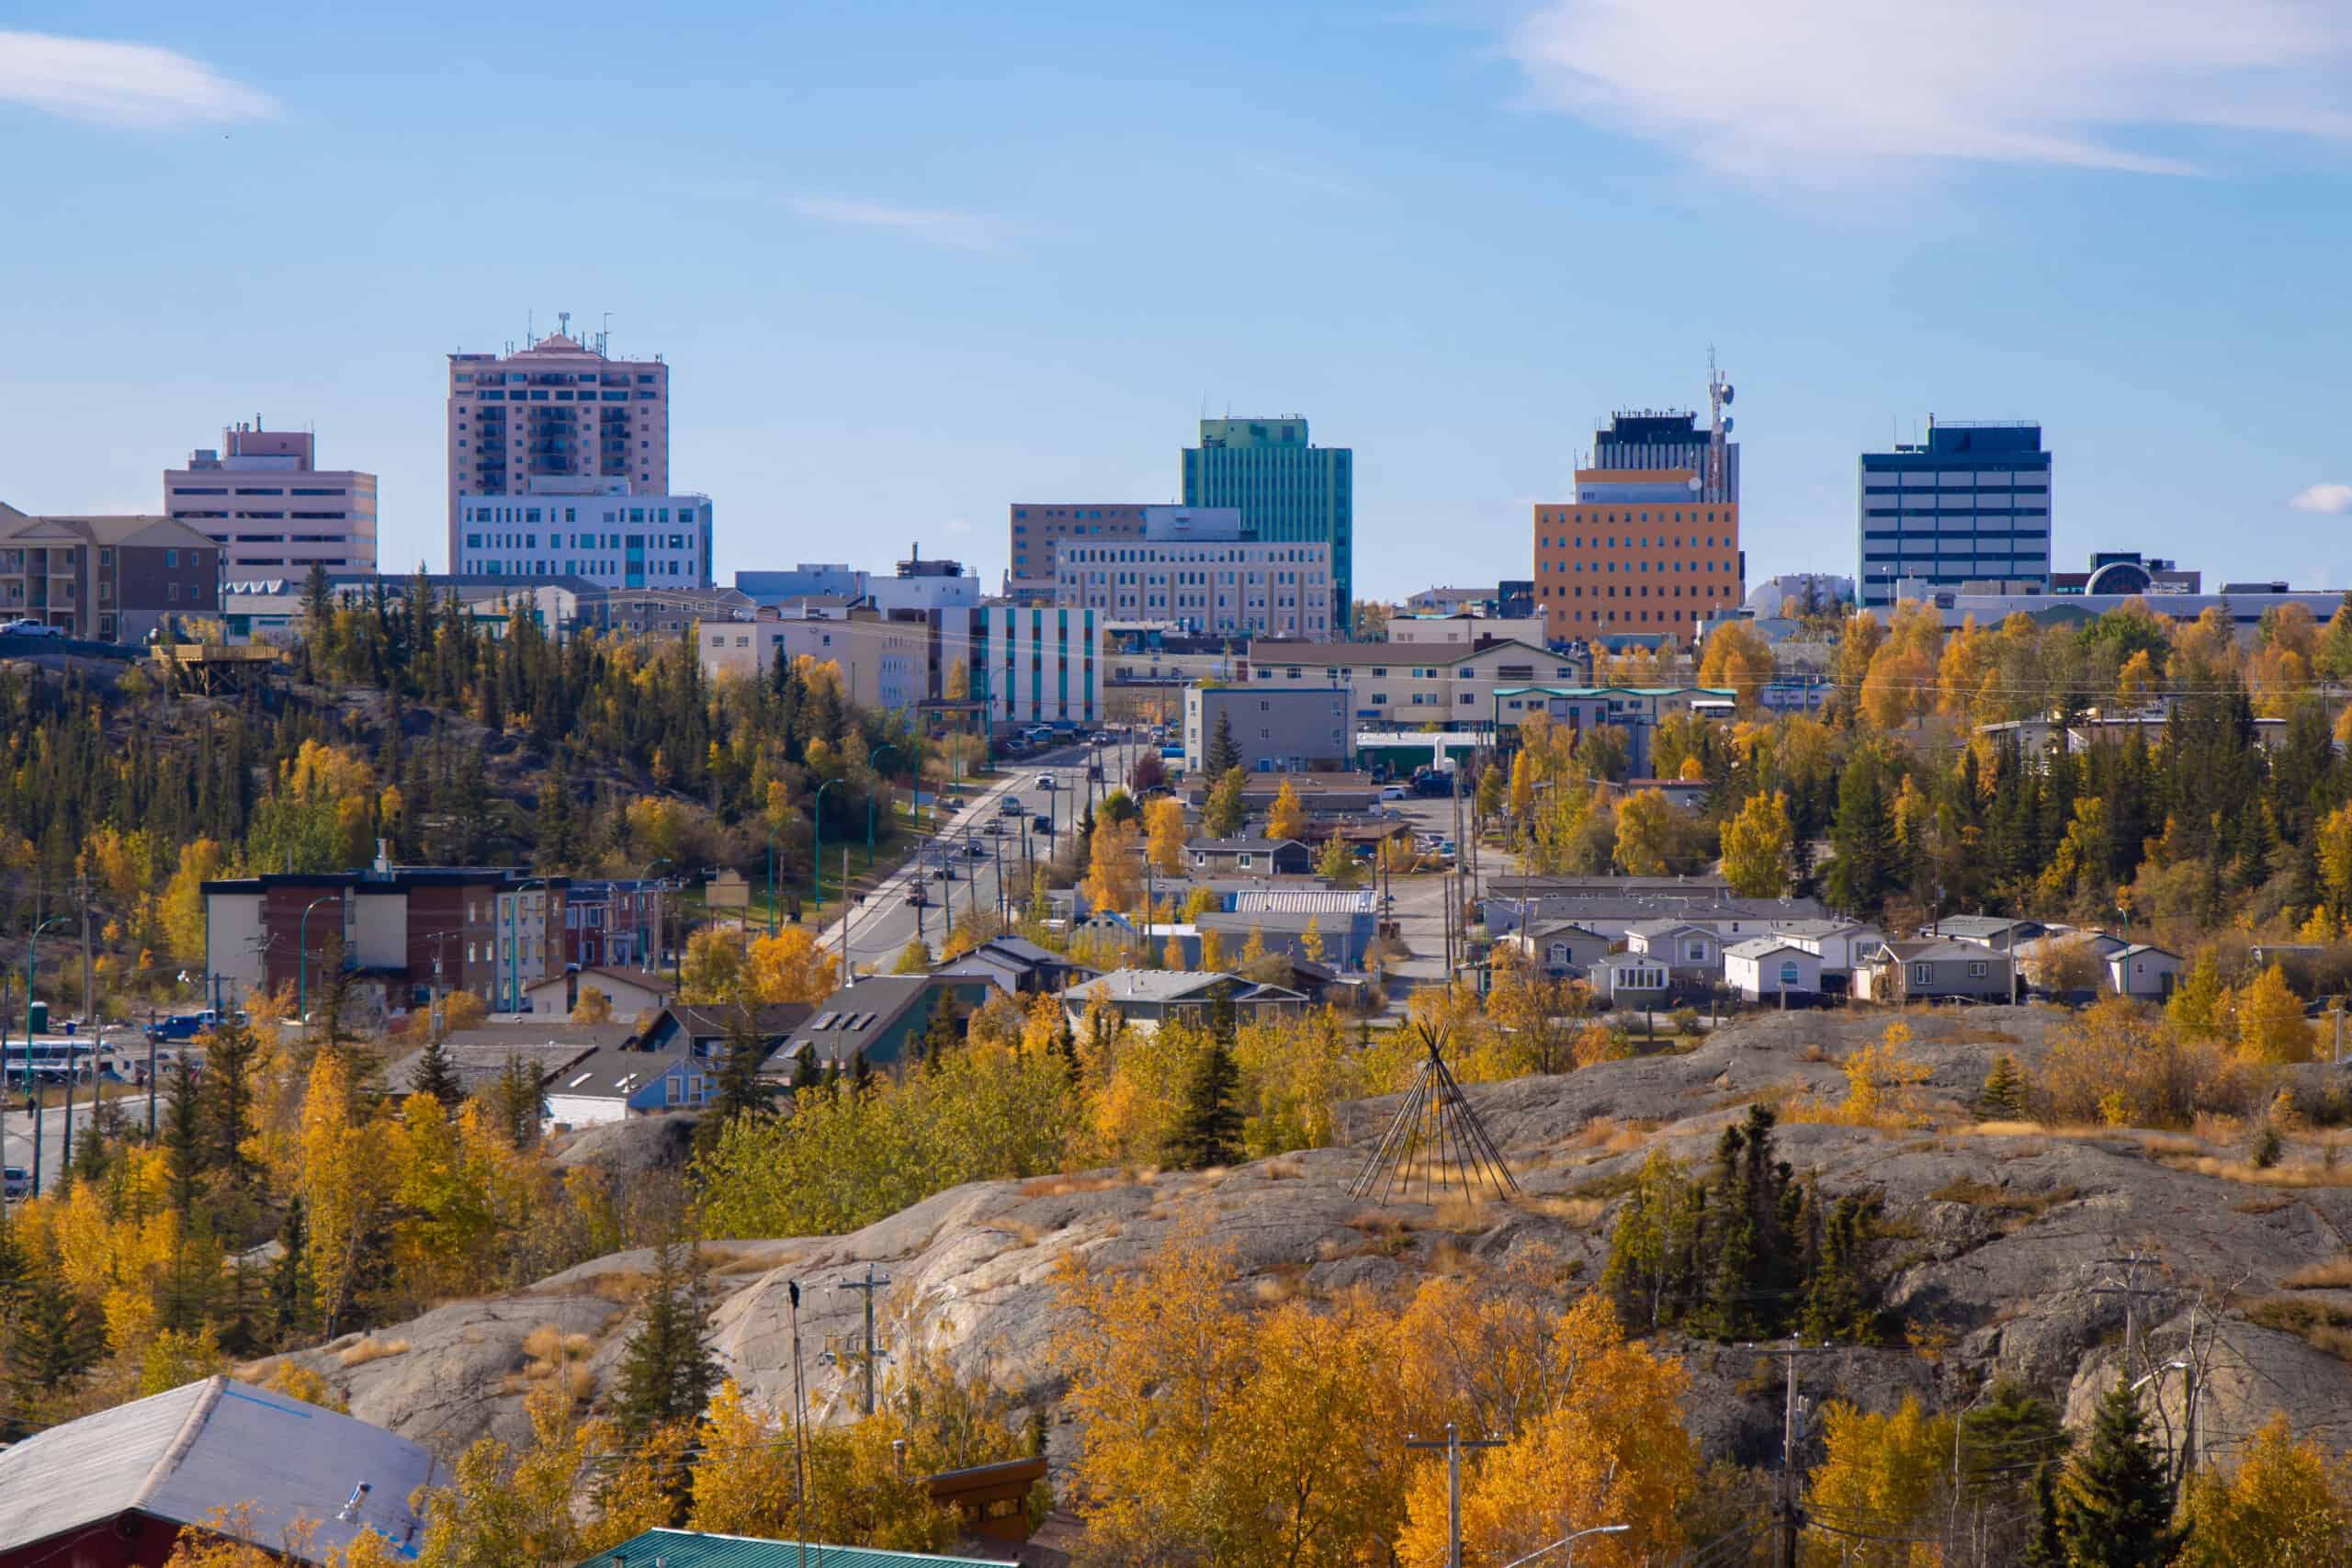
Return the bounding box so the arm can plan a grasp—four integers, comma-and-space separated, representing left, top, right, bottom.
6, 1040, 97, 1087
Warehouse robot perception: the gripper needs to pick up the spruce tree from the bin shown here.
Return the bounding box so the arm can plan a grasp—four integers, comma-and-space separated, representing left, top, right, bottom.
412, 1031, 464, 1110
920, 986, 961, 1069
707, 1009, 774, 1126
1206, 711, 1243, 778
1979, 1053, 2030, 1121
6, 1270, 99, 1435
2057, 1383, 2186, 1568
611, 1236, 720, 1437
789, 1043, 820, 1090
1171, 1034, 1242, 1169
2023, 1461, 2066, 1568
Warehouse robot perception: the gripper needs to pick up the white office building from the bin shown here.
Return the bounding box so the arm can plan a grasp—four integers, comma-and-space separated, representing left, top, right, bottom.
455, 478, 712, 589
1057, 506, 1330, 638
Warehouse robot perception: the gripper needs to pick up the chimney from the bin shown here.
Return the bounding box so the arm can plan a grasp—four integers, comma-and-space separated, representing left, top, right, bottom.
373, 840, 390, 875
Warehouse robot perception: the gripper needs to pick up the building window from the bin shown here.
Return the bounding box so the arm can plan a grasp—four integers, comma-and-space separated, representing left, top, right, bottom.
1968, 961, 1988, 978
1911, 964, 1933, 987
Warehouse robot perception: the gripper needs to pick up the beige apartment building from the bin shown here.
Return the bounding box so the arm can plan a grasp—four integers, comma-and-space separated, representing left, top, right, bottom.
1245, 636, 1587, 721
0, 505, 221, 641
447, 328, 670, 567
165, 422, 378, 579
698, 608, 929, 709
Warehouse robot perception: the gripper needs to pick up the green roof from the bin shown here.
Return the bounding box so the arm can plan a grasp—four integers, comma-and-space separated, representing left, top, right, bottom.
579, 1531, 1017, 1568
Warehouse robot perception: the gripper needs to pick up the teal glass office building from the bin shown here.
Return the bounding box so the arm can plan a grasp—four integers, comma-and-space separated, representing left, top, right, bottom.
1182, 417, 1352, 631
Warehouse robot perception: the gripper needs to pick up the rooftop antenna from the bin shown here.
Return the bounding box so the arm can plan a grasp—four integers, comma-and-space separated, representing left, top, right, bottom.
1349, 1020, 1520, 1204
558, 310, 571, 340
1706, 347, 1735, 505
602, 311, 613, 356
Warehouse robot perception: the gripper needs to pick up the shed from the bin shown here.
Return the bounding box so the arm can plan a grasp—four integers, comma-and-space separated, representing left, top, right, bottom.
2107, 943, 2183, 1000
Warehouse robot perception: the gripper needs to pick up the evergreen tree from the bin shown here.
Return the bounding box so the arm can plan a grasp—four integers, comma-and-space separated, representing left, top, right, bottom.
1171, 1033, 1242, 1169
1979, 1053, 2030, 1121
203, 1020, 260, 1191
270, 1197, 314, 1347
1961, 1379, 2070, 1495
2057, 1383, 2187, 1568
1795, 1191, 1883, 1343
489, 1055, 544, 1149
611, 1236, 721, 1437
411, 1031, 463, 1110
1826, 751, 1894, 915
5, 1270, 99, 1435
919, 985, 961, 1068
1205, 711, 1243, 777
789, 1043, 820, 1090
706, 1009, 774, 1128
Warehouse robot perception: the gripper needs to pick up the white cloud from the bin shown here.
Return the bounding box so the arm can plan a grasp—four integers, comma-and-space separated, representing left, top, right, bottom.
2290, 483, 2352, 515
1507, 0, 2352, 183
786, 196, 1009, 253
0, 30, 275, 129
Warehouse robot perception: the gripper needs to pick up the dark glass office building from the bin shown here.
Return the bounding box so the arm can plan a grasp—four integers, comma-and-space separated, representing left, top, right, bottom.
1858, 421, 2050, 607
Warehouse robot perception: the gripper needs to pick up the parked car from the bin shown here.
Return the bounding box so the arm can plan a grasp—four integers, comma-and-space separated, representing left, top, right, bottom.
1033, 814, 1054, 834
1, 1168, 26, 1201
1379, 784, 1408, 801
1091, 732, 1114, 745
0, 620, 59, 638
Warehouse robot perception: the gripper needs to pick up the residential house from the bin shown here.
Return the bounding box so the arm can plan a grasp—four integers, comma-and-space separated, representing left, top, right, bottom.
1589, 953, 1673, 1009
1187, 838, 1314, 876
1623, 919, 1726, 988
1766, 919, 1886, 979
1853, 940, 2014, 1004
1724, 939, 1822, 1003
1929, 916, 2048, 952
544, 1045, 737, 1127
1060, 970, 1308, 1035
1622, 777, 1711, 811
524, 964, 674, 1021
379, 1026, 623, 1101
1498, 920, 1611, 980
2013, 931, 2129, 994
935, 935, 1101, 996
0, 1376, 437, 1566
2108, 944, 2183, 1000
639, 1002, 816, 1062
777, 976, 1002, 1073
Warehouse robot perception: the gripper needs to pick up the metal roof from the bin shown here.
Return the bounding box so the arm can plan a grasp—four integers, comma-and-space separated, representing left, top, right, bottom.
0, 1377, 436, 1562
1230, 889, 1376, 914
581, 1529, 1015, 1567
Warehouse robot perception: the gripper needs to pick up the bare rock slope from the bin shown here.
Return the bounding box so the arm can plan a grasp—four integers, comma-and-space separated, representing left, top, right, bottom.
289, 1007, 2352, 1468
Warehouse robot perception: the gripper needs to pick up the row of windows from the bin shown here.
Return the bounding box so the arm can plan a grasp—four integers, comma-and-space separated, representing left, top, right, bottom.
463, 505, 697, 525
1538, 510, 1731, 525
1538, 558, 1731, 575
1537, 584, 1733, 601
465, 531, 694, 551
1539, 534, 1729, 549
464, 389, 658, 403
456, 371, 659, 386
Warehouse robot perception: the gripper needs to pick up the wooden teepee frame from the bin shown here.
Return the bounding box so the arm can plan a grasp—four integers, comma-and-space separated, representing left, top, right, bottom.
1349, 1021, 1521, 1204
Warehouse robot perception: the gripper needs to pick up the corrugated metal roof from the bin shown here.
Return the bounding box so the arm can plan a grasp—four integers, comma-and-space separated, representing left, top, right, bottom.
581, 1529, 1015, 1567
1231, 889, 1375, 914
0, 1376, 436, 1562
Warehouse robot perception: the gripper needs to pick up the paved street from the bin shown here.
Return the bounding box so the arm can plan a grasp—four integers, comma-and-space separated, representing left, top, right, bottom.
814, 740, 1132, 971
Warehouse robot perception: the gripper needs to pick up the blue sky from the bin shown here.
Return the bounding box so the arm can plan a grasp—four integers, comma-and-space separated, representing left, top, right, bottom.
6, 1, 2352, 599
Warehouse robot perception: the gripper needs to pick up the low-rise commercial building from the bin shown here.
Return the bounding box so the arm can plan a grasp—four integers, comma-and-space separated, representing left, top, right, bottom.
1185, 685, 1352, 773
455, 479, 712, 588
1057, 507, 1331, 639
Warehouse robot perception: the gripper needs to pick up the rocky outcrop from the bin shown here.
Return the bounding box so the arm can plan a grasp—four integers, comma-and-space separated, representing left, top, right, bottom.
284, 1005, 2352, 1472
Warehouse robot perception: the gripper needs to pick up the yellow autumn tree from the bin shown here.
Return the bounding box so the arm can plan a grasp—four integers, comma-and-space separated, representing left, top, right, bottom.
745, 927, 841, 1002
1698, 620, 1772, 710
678, 927, 749, 1004
1720, 789, 1794, 897
159, 838, 224, 962
1265, 779, 1306, 841
570, 986, 613, 1024
300, 1050, 398, 1335
2180, 1410, 2352, 1566
1396, 1292, 1692, 1568
1800, 1395, 1955, 1568
1144, 796, 1189, 875
2237, 964, 2313, 1065
1081, 818, 1144, 917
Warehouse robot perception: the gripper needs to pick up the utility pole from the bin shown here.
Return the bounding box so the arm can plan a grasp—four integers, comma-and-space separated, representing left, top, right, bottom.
146, 1006, 158, 1139
2091, 1252, 2167, 1382
834, 1263, 892, 1416
1744, 1340, 1835, 1568
1404, 1423, 1502, 1568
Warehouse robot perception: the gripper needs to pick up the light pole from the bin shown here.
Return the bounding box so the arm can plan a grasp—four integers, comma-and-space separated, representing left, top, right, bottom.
1499, 1524, 1628, 1568
296, 895, 340, 1033
813, 779, 843, 916
25, 916, 65, 1182
504, 877, 548, 1016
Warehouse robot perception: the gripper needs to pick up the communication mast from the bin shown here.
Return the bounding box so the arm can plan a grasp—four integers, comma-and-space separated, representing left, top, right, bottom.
1706, 348, 1736, 504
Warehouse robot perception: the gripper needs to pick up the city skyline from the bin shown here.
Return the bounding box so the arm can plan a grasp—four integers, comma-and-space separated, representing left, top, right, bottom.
8, 6, 2352, 599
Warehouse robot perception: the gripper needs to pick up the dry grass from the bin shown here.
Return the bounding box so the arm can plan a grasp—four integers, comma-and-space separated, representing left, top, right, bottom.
714, 1256, 777, 1277
2233, 1195, 2295, 1215
1250, 1266, 1306, 1305
1928, 1178, 2077, 1224
1968, 1028, 2023, 1045
588, 1269, 650, 1305
2155, 1154, 2352, 1189
2248, 1295, 2352, 1361
1797, 1043, 1831, 1064
336, 1337, 411, 1369
1525, 1195, 1608, 1229
1259, 1157, 1305, 1181
1569, 1116, 1657, 1154
2283, 1257, 2352, 1290
1431, 1194, 1495, 1234
1015, 1172, 1130, 1200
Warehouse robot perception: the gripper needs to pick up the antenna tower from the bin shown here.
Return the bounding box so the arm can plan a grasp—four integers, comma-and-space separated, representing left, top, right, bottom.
1706, 348, 1736, 505
1349, 1021, 1520, 1204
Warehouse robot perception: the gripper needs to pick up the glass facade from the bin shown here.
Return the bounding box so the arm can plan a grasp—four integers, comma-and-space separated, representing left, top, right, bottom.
1181, 417, 1352, 630
1857, 423, 2051, 607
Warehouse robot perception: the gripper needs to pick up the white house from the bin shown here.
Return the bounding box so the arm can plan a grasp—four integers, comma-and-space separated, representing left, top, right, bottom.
543, 1046, 715, 1129
1724, 939, 1821, 1002
2107, 944, 2183, 1000
1589, 953, 1671, 1006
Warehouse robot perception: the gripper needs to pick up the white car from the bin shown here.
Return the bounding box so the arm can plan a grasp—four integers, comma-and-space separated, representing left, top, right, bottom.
1035, 773, 1057, 790
0, 620, 59, 638
1379, 784, 1408, 801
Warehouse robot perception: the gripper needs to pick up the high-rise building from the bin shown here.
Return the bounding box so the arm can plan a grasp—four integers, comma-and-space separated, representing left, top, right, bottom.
1532, 468, 1743, 644
1858, 420, 2051, 607
166, 423, 378, 578
447, 328, 670, 567
1181, 417, 1351, 629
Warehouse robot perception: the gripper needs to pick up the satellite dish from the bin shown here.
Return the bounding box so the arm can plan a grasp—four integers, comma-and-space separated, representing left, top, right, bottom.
1723, 417, 1735, 433
1723, 384, 1735, 404
1687, 476, 1702, 492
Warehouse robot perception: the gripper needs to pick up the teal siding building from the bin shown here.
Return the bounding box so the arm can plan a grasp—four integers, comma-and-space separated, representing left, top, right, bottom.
1182, 417, 1352, 633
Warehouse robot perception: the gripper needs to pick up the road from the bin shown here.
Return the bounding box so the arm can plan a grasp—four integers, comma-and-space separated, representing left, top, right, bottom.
0, 1030, 178, 1196
814, 742, 1118, 972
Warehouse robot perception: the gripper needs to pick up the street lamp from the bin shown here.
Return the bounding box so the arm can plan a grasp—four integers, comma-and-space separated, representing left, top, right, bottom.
1499, 1523, 1628, 1568
296, 895, 340, 1032
813, 779, 843, 916
18, 916, 65, 1095
2129, 1359, 2189, 1393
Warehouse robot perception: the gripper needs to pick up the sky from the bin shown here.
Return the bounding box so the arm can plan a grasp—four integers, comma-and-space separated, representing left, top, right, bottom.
6, 1, 2352, 600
